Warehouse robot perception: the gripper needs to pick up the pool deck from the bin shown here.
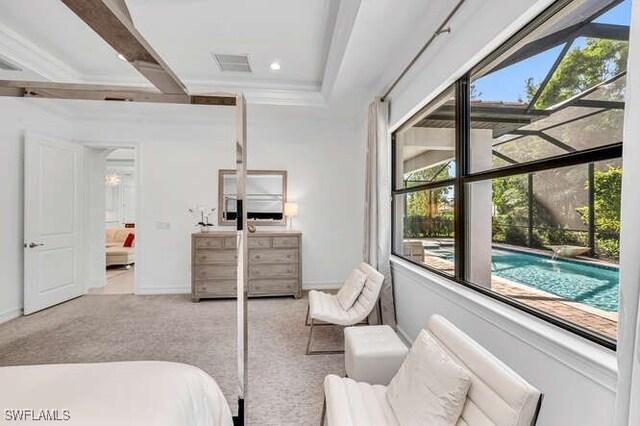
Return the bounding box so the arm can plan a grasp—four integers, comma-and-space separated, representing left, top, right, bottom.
421, 254, 618, 340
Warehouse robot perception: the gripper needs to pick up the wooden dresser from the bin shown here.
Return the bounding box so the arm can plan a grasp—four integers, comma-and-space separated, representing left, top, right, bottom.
191, 231, 302, 301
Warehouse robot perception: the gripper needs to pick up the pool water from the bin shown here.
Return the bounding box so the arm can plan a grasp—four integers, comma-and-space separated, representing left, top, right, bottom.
491, 249, 619, 312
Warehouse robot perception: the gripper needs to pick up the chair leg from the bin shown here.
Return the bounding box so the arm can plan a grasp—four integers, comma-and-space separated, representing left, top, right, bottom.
306, 319, 345, 355
320, 396, 327, 426
305, 303, 311, 326
306, 319, 315, 354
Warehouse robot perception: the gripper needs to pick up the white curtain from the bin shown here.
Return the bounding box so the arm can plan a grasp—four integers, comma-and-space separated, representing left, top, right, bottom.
363, 98, 396, 328
615, 1, 640, 424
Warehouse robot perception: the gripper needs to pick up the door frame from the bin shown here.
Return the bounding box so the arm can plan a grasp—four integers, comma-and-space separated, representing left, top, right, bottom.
81, 141, 140, 295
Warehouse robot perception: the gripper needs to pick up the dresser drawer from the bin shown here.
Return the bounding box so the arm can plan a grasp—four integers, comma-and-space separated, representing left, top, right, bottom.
248, 237, 271, 248
195, 280, 237, 295
250, 263, 297, 279
225, 236, 271, 248
194, 238, 223, 249
194, 265, 237, 280
195, 249, 237, 264
250, 249, 297, 264
272, 236, 299, 248
250, 279, 297, 295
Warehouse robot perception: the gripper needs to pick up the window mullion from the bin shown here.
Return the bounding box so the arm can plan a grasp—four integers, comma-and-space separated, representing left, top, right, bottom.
455, 76, 470, 281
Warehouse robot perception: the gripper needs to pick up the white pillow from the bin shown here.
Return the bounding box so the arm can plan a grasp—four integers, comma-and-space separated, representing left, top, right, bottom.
387, 330, 471, 426
336, 268, 368, 310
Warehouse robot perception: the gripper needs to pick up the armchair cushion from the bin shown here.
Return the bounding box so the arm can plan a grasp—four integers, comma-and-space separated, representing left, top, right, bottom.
336, 268, 368, 310
387, 330, 471, 426
123, 233, 135, 247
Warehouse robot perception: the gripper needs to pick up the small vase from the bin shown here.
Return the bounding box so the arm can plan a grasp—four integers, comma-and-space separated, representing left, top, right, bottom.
201, 225, 210, 233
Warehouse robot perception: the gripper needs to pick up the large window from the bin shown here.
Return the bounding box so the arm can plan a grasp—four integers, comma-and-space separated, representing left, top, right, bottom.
392, 0, 629, 348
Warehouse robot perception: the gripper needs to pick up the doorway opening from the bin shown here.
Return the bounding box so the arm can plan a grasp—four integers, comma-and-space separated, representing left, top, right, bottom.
89, 147, 137, 295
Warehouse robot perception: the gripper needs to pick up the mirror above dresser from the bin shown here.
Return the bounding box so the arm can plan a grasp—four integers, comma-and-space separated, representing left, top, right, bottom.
218, 169, 287, 226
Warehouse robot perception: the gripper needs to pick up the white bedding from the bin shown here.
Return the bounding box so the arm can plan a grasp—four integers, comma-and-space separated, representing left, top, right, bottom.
0, 361, 233, 426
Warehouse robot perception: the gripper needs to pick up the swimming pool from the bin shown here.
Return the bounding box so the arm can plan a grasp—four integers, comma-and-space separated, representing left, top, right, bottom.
425, 246, 619, 312
491, 249, 619, 312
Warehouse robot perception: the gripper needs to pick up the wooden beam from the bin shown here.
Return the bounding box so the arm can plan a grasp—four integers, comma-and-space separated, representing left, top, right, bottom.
0, 79, 236, 105
60, 0, 188, 95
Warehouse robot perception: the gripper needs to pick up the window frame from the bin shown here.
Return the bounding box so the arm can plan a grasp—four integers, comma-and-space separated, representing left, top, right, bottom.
391, 0, 627, 351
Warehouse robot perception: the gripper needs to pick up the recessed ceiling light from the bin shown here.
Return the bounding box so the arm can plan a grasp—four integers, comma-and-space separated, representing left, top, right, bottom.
270, 62, 281, 71
117, 53, 128, 62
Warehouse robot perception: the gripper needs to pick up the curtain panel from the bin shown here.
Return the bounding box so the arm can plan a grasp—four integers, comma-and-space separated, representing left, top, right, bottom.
363, 98, 396, 328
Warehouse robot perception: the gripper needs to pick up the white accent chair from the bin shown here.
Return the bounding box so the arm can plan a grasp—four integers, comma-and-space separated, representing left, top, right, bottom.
306, 262, 385, 355
322, 315, 543, 425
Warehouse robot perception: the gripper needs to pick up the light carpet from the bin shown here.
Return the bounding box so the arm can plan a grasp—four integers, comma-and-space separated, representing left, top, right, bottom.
0, 294, 344, 425
89, 266, 135, 294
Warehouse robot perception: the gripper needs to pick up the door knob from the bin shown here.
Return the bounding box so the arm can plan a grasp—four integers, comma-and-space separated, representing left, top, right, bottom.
27, 242, 44, 248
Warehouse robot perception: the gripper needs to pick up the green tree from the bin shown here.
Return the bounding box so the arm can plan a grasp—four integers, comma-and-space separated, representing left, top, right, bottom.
526, 38, 628, 108
577, 165, 622, 234
404, 164, 454, 237
576, 165, 622, 260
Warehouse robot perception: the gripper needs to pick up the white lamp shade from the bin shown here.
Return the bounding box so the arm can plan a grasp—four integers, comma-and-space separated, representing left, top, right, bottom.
284, 202, 298, 217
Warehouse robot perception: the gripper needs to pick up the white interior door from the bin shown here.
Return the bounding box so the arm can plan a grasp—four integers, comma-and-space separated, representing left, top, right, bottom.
24, 133, 85, 315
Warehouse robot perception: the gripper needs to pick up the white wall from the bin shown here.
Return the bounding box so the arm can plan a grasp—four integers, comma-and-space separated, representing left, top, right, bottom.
0, 99, 73, 323
0, 99, 363, 320
75, 103, 364, 294
384, 0, 622, 425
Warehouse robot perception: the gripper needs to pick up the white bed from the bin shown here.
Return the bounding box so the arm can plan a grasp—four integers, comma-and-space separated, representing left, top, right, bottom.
0, 361, 233, 426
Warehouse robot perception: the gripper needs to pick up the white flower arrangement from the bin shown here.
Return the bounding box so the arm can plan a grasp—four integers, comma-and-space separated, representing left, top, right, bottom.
189, 206, 216, 231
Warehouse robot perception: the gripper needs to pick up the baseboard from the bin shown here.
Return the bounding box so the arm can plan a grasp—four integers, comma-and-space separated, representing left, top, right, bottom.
0, 306, 22, 325
303, 281, 342, 290
136, 286, 190, 295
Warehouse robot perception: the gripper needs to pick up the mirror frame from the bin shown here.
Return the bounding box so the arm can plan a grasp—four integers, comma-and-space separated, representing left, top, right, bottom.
218, 169, 288, 226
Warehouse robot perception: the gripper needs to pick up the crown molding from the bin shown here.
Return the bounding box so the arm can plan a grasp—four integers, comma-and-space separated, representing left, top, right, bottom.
186, 79, 326, 107
0, 23, 81, 82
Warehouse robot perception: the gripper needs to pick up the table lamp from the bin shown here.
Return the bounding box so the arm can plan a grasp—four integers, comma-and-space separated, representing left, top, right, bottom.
284, 202, 298, 229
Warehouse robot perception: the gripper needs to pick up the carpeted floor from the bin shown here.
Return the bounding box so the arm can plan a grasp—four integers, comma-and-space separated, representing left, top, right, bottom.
0, 294, 344, 425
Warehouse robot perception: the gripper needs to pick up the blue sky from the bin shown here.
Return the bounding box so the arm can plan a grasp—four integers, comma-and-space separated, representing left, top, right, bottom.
473, 0, 631, 103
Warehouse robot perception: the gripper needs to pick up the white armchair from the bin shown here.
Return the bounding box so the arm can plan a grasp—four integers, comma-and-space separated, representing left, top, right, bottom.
306, 262, 385, 355
321, 315, 543, 425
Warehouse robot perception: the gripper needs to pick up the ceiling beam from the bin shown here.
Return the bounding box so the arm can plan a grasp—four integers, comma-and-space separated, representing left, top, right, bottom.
60, 0, 188, 95
0, 79, 236, 106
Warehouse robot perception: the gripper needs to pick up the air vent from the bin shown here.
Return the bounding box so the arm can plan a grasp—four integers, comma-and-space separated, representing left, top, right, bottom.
212, 53, 251, 73
0, 56, 21, 71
